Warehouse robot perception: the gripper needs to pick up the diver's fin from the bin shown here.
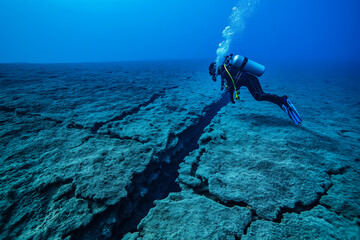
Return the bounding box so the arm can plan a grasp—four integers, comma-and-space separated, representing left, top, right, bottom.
281, 96, 302, 125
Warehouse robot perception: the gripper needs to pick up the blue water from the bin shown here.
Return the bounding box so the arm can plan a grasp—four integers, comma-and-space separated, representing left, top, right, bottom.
0, 0, 359, 65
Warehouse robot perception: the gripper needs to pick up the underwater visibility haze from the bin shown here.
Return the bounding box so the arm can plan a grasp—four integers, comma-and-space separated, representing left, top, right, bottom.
1, 0, 360, 64
0, 0, 359, 239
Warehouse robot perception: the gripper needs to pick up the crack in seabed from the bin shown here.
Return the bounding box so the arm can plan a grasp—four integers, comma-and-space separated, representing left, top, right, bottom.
112, 92, 230, 239
242, 185, 335, 236
66, 93, 229, 240
90, 86, 178, 134
242, 170, 343, 236
0, 105, 63, 124
182, 158, 345, 236
70, 97, 354, 239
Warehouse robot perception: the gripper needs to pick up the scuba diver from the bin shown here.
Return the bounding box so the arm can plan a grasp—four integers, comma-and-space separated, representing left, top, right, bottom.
209, 54, 302, 125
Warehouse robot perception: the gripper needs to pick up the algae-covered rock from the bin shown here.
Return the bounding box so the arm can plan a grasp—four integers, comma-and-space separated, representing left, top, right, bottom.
1, 62, 360, 239
320, 170, 360, 222
176, 76, 360, 221
131, 191, 252, 240
0, 62, 222, 239
243, 206, 359, 240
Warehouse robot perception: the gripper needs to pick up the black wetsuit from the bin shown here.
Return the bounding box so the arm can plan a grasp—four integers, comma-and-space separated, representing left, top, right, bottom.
219, 64, 283, 106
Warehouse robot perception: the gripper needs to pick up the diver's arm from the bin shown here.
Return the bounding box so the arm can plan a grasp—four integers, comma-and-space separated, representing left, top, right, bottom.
212, 74, 217, 82
229, 88, 235, 103
220, 68, 235, 103
220, 77, 225, 90
220, 67, 226, 90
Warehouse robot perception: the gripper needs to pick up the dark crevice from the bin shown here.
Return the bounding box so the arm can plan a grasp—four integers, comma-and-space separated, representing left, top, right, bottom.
186, 178, 253, 209
63, 198, 128, 239
190, 148, 205, 176
36, 178, 73, 195
74, 195, 107, 207
69, 135, 94, 149
0, 105, 16, 112
243, 221, 251, 236
67, 121, 85, 130
185, 177, 260, 238
90, 90, 168, 134
98, 131, 148, 144
184, 165, 340, 233
65, 93, 229, 240
42, 116, 63, 124
273, 183, 333, 223
69, 143, 85, 150
110, 92, 230, 239
326, 166, 349, 176
58, 184, 76, 201
7, 212, 31, 234
0, 202, 17, 233
0, 105, 63, 124
320, 202, 334, 212
90, 86, 179, 134
1, 128, 24, 138
243, 209, 260, 236
321, 166, 358, 221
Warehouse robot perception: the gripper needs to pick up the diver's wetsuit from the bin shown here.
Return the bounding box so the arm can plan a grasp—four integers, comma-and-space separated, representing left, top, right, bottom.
219, 64, 283, 105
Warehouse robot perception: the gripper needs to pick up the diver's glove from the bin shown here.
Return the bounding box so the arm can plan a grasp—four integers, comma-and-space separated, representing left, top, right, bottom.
228, 88, 240, 104
212, 75, 217, 82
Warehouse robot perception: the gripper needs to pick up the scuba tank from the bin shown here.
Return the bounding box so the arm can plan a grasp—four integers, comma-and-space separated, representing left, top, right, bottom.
221, 54, 265, 103
230, 55, 265, 77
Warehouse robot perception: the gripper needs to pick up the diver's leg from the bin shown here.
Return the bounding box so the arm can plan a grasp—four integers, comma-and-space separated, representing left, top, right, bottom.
243, 73, 302, 124
244, 74, 283, 106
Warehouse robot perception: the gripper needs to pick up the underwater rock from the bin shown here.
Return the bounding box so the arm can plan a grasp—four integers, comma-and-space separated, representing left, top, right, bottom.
242, 206, 359, 240
0, 62, 222, 239
320, 169, 360, 222
1, 63, 359, 239
178, 74, 360, 222
178, 103, 337, 220
124, 191, 252, 240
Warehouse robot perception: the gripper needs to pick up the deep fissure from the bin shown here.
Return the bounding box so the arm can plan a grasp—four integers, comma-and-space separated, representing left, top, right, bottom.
111, 92, 230, 239
66, 93, 229, 239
